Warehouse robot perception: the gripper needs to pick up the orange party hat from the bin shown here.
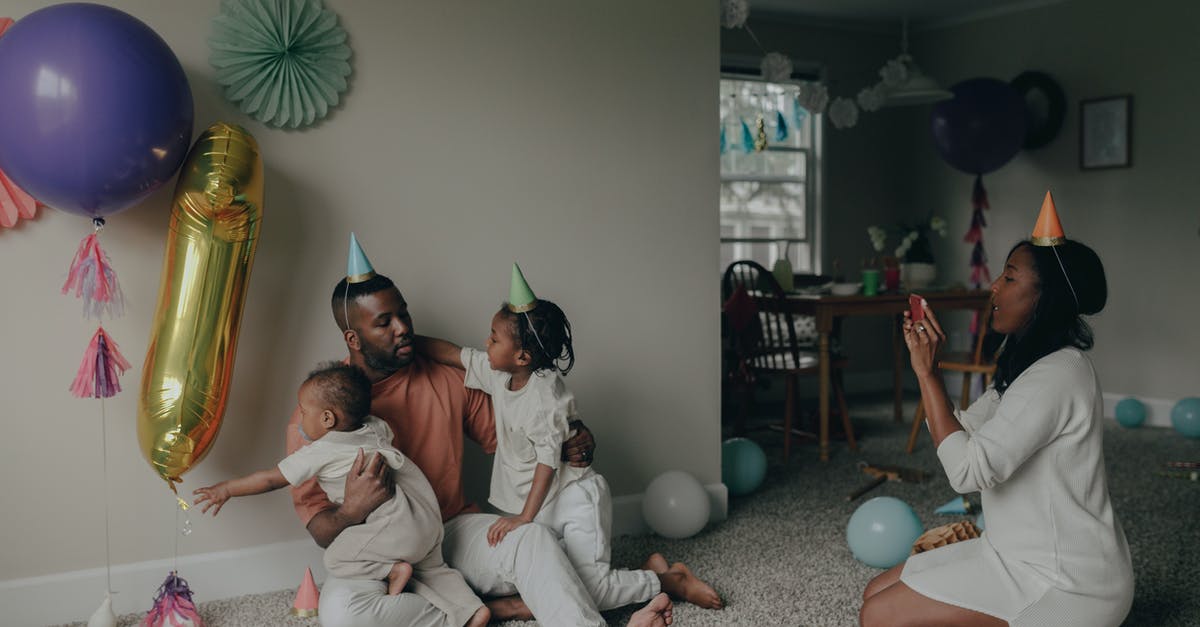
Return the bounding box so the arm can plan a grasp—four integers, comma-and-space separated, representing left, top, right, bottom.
1030, 190, 1066, 246
290, 567, 320, 618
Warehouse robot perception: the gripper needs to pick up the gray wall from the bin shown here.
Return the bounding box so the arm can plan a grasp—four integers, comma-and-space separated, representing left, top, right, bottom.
912, 0, 1200, 400
0, 0, 719, 580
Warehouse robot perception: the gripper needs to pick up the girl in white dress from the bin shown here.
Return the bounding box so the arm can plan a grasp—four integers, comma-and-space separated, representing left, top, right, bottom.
860, 196, 1133, 627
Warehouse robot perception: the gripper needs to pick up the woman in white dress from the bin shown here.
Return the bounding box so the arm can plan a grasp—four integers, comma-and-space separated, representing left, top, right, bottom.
859, 229, 1133, 626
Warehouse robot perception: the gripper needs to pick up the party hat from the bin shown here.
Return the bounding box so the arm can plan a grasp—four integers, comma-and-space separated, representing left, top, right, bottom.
290, 567, 320, 618
346, 232, 377, 283
934, 495, 971, 515
1030, 191, 1065, 246
507, 263, 538, 313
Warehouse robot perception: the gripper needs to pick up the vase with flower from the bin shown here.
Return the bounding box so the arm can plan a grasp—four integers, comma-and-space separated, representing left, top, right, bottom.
867, 215, 947, 290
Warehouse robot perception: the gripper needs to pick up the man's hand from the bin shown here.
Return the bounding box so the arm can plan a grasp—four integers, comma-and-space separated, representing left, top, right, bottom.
193, 483, 231, 516
487, 515, 531, 546
341, 448, 394, 524
562, 419, 596, 468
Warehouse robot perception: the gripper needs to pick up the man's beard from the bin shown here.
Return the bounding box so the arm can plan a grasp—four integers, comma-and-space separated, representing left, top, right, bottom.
360, 338, 413, 374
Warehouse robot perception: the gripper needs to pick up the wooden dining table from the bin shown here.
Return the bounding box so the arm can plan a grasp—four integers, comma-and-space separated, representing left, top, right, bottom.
779, 288, 993, 461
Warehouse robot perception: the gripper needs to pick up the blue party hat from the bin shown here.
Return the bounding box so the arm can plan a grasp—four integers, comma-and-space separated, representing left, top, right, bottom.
346, 232, 376, 284
934, 495, 971, 515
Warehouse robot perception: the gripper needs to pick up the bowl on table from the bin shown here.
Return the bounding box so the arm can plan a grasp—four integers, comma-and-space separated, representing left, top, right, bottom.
830, 282, 861, 296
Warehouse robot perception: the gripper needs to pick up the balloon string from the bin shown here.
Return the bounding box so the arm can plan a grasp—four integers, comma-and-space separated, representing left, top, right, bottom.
101, 396, 112, 595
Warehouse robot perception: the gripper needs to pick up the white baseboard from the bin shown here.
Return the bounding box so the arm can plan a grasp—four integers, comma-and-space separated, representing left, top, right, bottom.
1, 540, 326, 626
4, 483, 728, 627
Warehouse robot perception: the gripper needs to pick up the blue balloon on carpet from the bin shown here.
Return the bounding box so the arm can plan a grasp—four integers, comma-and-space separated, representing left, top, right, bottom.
721, 437, 768, 496
1171, 397, 1200, 438
1115, 397, 1147, 428
846, 496, 924, 569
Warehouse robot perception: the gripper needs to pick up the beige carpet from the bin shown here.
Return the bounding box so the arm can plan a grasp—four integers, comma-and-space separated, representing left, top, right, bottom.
56, 395, 1200, 626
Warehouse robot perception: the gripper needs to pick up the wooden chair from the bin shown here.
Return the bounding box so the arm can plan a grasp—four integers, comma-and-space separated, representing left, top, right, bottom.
722, 260, 856, 462
905, 304, 997, 454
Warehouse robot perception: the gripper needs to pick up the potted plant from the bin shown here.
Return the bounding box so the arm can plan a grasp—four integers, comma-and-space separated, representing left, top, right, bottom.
867, 216, 947, 289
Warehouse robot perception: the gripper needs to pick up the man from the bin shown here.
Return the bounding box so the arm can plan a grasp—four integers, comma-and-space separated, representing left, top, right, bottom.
288, 246, 716, 626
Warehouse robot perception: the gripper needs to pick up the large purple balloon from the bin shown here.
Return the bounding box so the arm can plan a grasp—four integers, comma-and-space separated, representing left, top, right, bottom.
0, 3, 193, 218
929, 78, 1027, 175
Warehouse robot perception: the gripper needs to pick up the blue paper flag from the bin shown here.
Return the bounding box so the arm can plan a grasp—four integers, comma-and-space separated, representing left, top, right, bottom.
740, 119, 755, 153
774, 111, 788, 141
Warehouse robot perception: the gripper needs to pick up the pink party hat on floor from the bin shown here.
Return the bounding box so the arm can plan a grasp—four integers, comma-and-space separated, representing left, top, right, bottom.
290, 567, 319, 618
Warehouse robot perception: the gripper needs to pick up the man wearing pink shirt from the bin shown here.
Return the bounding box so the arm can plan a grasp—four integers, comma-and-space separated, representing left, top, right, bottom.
287, 271, 685, 627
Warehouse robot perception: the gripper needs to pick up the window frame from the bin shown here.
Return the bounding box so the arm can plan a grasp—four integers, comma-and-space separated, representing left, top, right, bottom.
718, 73, 825, 276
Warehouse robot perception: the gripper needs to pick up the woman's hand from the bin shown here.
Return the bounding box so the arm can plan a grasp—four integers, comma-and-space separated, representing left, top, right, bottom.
902, 298, 947, 378
562, 420, 595, 468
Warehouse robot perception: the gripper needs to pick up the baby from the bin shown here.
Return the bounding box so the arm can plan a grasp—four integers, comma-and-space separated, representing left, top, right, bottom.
193, 362, 489, 627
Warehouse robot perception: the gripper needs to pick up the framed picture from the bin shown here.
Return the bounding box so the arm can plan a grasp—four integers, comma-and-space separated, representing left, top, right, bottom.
1080, 95, 1132, 170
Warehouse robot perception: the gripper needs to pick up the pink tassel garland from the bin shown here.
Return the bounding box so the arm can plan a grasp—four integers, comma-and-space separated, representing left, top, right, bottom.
143, 571, 204, 627
70, 327, 131, 399
964, 175, 991, 289
63, 230, 126, 319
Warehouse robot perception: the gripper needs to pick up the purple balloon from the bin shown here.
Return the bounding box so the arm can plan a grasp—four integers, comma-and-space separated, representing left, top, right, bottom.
0, 3, 193, 218
929, 78, 1027, 175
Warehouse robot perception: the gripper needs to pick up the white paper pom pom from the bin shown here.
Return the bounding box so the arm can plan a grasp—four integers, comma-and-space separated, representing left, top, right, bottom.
828, 97, 860, 129
796, 82, 830, 115
760, 52, 793, 83
879, 57, 909, 87
856, 83, 888, 112
721, 0, 751, 29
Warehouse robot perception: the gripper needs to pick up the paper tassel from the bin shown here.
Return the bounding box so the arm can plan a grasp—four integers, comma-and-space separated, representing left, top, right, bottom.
71, 327, 132, 399
0, 167, 40, 229
143, 571, 204, 627
965, 175, 991, 289
63, 230, 126, 319
774, 111, 788, 141
719, 125, 727, 154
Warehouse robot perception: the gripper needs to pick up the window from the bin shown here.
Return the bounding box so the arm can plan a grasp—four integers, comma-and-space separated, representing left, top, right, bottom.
719, 77, 822, 276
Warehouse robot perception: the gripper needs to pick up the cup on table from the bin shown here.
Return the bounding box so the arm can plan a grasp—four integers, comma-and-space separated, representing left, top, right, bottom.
861, 269, 881, 296
884, 266, 901, 292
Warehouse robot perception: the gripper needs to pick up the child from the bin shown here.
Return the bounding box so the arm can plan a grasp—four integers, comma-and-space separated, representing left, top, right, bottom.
193, 363, 489, 627
418, 264, 721, 612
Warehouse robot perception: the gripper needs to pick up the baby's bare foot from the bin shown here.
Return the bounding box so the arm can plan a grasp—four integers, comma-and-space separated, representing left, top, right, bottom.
386, 562, 413, 595
641, 552, 669, 574
628, 592, 673, 627
659, 562, 723, 609
465, 604, 491, 627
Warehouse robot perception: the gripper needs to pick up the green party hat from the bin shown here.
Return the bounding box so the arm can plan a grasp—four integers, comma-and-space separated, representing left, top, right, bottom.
507, 263, 538, 313
346, 232, 377, 284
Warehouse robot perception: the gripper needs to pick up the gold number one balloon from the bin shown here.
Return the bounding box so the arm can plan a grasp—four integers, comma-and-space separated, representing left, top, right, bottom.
138, 122, 264, 491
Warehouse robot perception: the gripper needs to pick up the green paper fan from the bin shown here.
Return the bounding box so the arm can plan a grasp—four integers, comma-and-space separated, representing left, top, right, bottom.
209, 0, 352, 129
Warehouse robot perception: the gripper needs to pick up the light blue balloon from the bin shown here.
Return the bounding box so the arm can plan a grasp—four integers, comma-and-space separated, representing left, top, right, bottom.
846, 497, 924, 569
1115, 397, 1147, 428
1171, 397, 1200, 438
721, 438, 768, 496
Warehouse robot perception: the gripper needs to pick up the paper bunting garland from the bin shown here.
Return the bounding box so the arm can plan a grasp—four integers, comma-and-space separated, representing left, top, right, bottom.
209, 0, 352, 129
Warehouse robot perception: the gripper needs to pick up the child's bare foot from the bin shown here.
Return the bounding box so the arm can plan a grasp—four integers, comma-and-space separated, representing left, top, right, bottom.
658, 562, 723, 609
627, 592, 673, 627
465, 604, 491, 627
641, 553, 669, 574
386, 562, 413, 595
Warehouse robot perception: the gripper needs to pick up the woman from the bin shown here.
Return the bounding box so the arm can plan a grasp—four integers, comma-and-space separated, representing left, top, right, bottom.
859, 235, 1133, 627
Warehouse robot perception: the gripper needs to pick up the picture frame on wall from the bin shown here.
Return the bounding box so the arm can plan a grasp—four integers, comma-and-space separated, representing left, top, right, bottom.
1079, 95, 1132, 170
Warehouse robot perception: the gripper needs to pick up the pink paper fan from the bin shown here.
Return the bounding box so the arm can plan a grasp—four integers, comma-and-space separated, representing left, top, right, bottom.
0, 166, 40, 229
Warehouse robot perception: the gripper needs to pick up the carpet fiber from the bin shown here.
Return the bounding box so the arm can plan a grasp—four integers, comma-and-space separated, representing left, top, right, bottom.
59, 395, 1200, 626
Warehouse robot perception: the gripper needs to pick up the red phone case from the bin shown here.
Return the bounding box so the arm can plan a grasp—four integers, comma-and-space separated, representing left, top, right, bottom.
909, 294, 925, 321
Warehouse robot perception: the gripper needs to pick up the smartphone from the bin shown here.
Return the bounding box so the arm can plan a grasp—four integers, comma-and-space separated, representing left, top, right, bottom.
909, 293, 925, 322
